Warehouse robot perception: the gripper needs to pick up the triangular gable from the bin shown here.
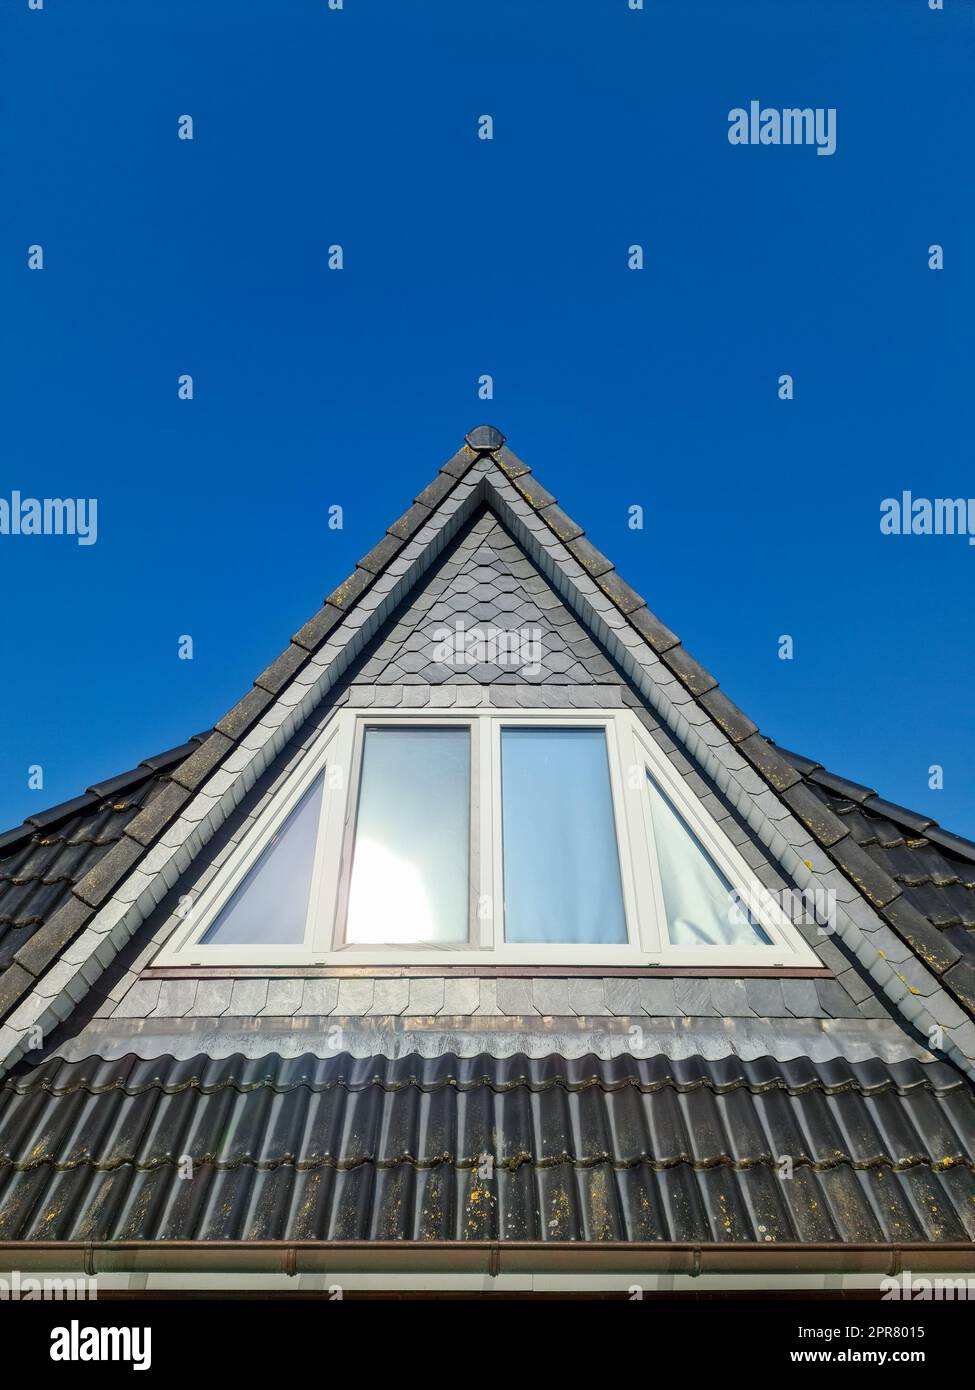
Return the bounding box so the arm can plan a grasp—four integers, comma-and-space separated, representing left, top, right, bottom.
1, 425, 973, 1081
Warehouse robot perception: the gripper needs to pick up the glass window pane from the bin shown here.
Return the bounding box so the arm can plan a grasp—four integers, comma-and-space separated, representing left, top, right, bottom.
501, 727, 627, 944
202, 773, 325, 946
645, 773, 771, 946
346, 727, 470, 944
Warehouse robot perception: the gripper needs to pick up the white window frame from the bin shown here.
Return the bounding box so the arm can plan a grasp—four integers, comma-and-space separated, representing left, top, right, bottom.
156, 707, 820, 968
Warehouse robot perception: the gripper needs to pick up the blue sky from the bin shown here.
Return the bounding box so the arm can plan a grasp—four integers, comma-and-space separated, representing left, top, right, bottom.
2, 0, 973, 837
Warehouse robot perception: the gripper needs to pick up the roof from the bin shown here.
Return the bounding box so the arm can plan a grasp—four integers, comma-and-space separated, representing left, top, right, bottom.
1, 426, 973, 1050
776, 747, 975, 949
1, 424, 974, 1265
1, 1050, 973, 1244
0, 741, 206, 977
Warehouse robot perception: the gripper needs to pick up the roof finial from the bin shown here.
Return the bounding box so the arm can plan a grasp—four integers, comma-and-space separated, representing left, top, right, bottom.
465, 424, 506, 452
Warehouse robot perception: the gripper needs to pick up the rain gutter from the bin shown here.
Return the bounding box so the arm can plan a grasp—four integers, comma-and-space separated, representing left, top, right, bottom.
1, 1240, 973, 1278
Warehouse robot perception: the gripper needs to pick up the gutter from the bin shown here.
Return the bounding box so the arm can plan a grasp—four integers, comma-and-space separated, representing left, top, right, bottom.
1, 1241, 973, 1278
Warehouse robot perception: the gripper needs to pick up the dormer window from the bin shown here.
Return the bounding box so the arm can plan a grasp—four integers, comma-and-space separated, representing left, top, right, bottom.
157, 708, 819, 967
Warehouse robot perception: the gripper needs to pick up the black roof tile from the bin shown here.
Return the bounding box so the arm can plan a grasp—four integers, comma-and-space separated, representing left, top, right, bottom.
773, 745, 823, 779
537, 503, 583, 544
493, 445, 531, 480
25, 793, 100, 831
255, 642, 310, 694
829, 835, 903, 910
511, 474, 557, 511
10, 897, 95, 984
214, 685, 274, 740
928, 826, 975, 859
0, 1051, 971, 1244
861, 795, 935, 835
324, 566, 375, 611
944, 961, 975, 1015
85, 767, 154, 800
567, 535, 614, 578
699, 687, 758, 742
357, 531, 406, 575
170, 731, 234, 793
627, 604, 680, 654
660, 644, 719, 696
440, 445, 479, 479
139, 739, 206, 773
594, 568, 646, 615
809, 768, 878, 804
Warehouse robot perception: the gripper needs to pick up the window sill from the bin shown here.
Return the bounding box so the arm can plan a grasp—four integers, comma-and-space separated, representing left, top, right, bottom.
141, 963, 836, 980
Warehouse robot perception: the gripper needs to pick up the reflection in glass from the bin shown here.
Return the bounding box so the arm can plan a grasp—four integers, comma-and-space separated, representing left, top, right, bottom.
346, 726, 470, 943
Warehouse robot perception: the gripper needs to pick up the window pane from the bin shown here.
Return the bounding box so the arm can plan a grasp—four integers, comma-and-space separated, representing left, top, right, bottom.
645, 773, 771, 946
346, 727, 470, 944
501, 727, 627, 944
202, 773, 325, 946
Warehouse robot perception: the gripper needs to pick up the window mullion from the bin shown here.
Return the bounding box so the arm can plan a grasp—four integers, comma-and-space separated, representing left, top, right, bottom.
477, 713, 496, 949
309, 712, 357, 955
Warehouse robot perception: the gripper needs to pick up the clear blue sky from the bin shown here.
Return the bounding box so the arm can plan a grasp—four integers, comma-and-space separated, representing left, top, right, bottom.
2, 0, 973, 838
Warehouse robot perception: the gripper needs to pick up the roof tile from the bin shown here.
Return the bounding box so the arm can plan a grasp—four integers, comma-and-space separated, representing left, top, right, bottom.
829, 834, 903, 910
699, 688, 759, 742
325, 567, 375, 611
123, 782, 193, 849
12, 897, 95, 978
70, 837, 145, 910
170, 731, 234, 793
440, 446, 478, 479
511, 475, 557, 510
357, 532, 406, 575
493, 445, 531, 480
944, 960, 975, 1015
660, 645, 718, 696
738, 735, 803, 791
781, 783, 849, 849
537, 503, 583, 544
25, 794, 100, 832
214, 685, 275, 740
627, 605, 681, 654
255, 643, 311, 694
389, 500, 433, 538
567, 535, 614, 578
3, 1051, 971, 1244
595, 569, 645, 615
881, 896, 962, 975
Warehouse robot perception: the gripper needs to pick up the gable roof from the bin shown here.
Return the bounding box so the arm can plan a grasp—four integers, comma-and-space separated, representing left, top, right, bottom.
0, 425, 974, 1083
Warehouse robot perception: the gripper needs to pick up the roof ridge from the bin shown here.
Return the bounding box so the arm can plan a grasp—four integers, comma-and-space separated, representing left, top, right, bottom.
0, 736, 211, 858
7, 1049, 966, 1098
3, 1153, 970, 1178
772, 741, 975, 865
6, 1070, 961, 1100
